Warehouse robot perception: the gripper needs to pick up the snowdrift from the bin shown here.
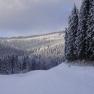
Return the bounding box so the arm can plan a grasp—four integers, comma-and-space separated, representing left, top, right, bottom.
0, 62, 94, 94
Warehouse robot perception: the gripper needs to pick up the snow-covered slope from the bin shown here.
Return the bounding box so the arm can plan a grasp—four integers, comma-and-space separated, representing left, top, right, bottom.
0, 32, 64, 51
0, 62, 94, 94
0, 31, 65, 56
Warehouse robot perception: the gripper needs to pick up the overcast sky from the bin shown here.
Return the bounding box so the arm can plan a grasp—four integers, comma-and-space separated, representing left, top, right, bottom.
0, 0, 81, 37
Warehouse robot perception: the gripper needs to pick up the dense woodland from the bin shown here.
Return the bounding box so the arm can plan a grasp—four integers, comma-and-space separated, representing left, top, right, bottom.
65, 0, 94, 61
0, 47, 64, 74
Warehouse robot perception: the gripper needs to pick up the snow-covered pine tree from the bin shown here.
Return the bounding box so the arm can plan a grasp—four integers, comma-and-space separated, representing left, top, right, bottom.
65, 28, 68, 59
76, 0, 90, 60
65, 4, 79, 61
87, 0, 94, 60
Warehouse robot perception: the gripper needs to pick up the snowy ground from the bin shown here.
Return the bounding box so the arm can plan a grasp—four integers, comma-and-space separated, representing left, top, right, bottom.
0, 62, 94, 94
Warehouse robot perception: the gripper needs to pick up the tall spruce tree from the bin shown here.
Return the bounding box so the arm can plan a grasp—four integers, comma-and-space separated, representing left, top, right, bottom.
76, 0, 90, 60
65, 5, 78, 61
65, 28, 69, 59
87, 0, 94, 60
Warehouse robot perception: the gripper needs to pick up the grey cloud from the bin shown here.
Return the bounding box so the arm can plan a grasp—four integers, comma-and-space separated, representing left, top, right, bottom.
0, 0, 81, 36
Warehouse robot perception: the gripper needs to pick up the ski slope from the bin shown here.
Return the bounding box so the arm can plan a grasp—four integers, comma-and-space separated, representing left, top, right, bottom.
0, 62, 94, 94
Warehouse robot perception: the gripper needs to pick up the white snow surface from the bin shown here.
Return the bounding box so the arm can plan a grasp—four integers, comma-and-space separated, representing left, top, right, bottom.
0, 62, 94, 94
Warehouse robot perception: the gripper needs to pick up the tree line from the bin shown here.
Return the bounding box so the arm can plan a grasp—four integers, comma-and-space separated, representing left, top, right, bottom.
0, 54, 60, 74
65, 0, 94, 61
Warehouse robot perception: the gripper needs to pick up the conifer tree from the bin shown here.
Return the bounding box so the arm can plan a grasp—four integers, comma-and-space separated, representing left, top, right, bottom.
65, 5, 79, 61
87, 0, 94, 60
76, 0, 90, 60
65, 28, 68, 59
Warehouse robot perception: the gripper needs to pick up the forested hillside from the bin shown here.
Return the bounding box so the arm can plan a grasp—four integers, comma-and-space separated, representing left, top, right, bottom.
0, 32, 65, 74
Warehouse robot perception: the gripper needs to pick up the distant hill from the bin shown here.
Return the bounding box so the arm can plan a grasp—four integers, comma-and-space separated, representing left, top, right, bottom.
0, 31, 65, 51
0, 31, 65, 74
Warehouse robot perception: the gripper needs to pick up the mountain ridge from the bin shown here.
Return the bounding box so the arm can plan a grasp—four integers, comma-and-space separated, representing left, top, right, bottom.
0, 31, 64, 39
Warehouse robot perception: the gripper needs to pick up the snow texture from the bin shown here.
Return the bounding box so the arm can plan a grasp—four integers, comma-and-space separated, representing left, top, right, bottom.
0, 62, 94, 94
